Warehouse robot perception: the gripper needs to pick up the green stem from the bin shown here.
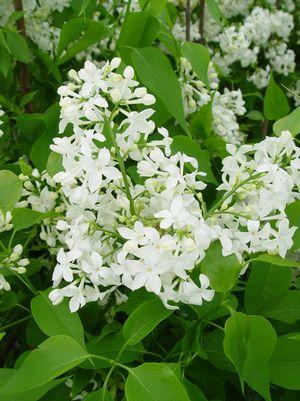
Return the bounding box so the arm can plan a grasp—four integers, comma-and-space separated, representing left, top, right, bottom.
0, 315, 31, 331
102, 342, 129, 401
205, 173, 265, 219
105, 118, 136, 216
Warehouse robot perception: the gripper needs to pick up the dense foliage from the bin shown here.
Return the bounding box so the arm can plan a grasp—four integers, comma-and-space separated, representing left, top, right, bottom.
0, 1, 300, 400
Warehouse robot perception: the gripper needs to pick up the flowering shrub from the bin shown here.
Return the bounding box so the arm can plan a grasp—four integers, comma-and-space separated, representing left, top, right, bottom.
0, 1, 300, 401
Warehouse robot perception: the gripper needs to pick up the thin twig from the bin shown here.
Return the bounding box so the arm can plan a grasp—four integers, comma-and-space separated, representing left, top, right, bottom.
261, 119, 269, 138
14, 0, 32, 113
185, 0, 191, 41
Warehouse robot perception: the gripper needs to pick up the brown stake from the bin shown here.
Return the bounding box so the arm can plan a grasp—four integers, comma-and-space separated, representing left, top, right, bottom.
186, 0, 191, 41
199, 0, 205, 43
14, 0, 32, 113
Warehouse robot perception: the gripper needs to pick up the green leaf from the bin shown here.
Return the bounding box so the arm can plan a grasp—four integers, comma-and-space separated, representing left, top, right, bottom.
249, 253, 300, 267
84, 388, 113, 401
139, 0, 167, 15
78, 0, 95, 16
11, 208, 49, 232
203, 135, 228, 159
0, 336, 88, 395
46, 152, 63, 177
246, 110, 264, 121
31, 291, 85, 347
203, 330, 234, 372
190, 101, 213, 139
183, 379, 208, 401
270, 334, 300, 390
16, 113, 45, 144
57, 20, 109, 65
19, 91, 37, 108
131, 47, 189, 134
224, 313, 277, 401
0, 370, 62, 401
0, 45, 10, 77
273, 107, 300, 137
206, 0, 223, 23
6, 30, 31, 63
200, 241, 241, 292
0, 170, 23, 212
56, 18, 89, 58
286, 200, 300, 250
30, 103, 60, 171
181, 42, 210, 87
263, 291, 300, 324
36, 50, 62, 81
171, 135, 217, 184
245, 262, 292, 315
86, 331, 144, 369
118, 11, 160, 55
123, 298, 172, 345
263, 75, 290, 121
125, 363, 191, 401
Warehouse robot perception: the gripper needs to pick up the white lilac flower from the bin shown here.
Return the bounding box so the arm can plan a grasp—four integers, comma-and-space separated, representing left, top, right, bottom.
45, 60, 299, 313
179, 58, 246, 145
0, 244, 29, 292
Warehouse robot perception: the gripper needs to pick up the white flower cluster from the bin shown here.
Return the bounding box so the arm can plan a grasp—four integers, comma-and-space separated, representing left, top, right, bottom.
211, 131, 300, 259
179, 58, 246, 144
0, 0, 70, 55
0, 244, 29, 292
16, 169, 63, 248
0, 211, 12, 234
179, 58, 211, 115
212, 6, 295, 84
43, 59, 300, 313
48, 58, 215, 311
218, 0, 254, 18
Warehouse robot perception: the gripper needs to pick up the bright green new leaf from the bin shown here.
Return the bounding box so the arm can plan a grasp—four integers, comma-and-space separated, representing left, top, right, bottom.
125, 363, 191, 401
131, 47, 189, 134
250, 253, 300, 267
270, 334, 300, 390
31, 291, 85, 347
224, 313, 277, 401
118, 11, 160, 58
46, 152, 63, 177
56, 19, 90, 58
0, 170, 23, 212
0, 336, 88, 395
123, 298, 172, 345
12, 208, 55, 232
201, 241, 241, 292
139, 0, 167, 15
181, 42, 210, 86
6, 30, 31, 63
171, 135, 217, 184
206, 0, 223, 23
0, 369, 62, 401
57, 20, 109, 64
273, 107, 300, 137
263, 75, 290, 121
